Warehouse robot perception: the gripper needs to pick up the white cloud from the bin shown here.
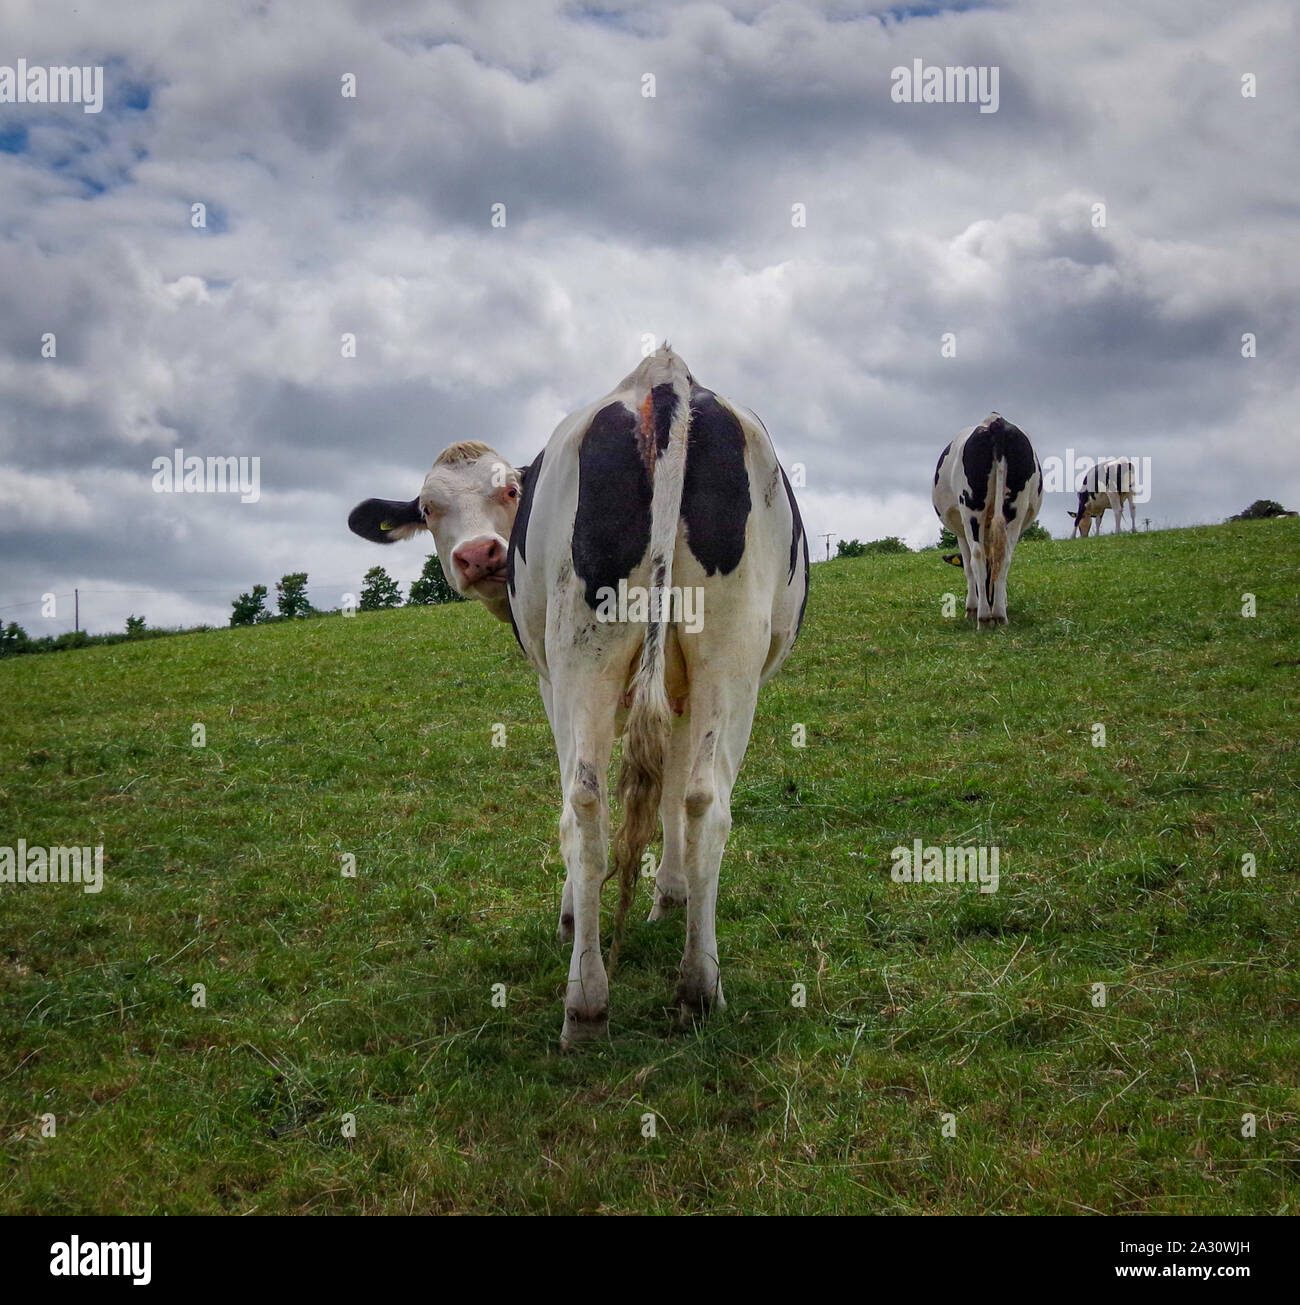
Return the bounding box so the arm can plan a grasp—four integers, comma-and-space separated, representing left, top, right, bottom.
0, 0, 1296, 633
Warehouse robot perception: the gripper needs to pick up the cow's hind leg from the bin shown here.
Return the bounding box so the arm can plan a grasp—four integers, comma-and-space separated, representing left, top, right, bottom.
944, 509, 978, 616
648, 713, 689, 921
550, 679, 620, 1048
675, 671, 761, 1024
991, 530, 1015, 625
957, 529, 978, 617
968, 517, 992, 625
540, 679, 580, 944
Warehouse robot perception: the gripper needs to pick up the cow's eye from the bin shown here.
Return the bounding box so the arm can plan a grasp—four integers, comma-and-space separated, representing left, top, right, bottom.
507, 485, 518, 499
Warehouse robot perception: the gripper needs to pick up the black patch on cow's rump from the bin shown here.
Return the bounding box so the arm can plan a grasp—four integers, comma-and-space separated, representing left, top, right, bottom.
572, 402, 653, 608
960, 416, 1037, 515
348, 496, 422, 543
682, 385, 751, 577
779, 462, 810, 635
961, 431, 992, 511
1002, 424, 1037, 501
934, 441, 951, 486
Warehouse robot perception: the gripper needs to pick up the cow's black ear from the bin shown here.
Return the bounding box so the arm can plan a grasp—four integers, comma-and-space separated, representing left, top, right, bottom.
941, 553, 964, 567
349, 497, 425, 544
1065, 510, 1077, 518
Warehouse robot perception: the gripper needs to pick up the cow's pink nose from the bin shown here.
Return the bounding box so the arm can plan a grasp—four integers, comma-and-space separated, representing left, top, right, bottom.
452, 537, 505, 583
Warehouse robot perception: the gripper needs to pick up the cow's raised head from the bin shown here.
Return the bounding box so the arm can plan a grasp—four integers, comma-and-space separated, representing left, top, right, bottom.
349, 440, 523, 621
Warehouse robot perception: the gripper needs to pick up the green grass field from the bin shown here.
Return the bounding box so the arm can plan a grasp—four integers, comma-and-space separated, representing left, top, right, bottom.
2, 520, 1298, 1214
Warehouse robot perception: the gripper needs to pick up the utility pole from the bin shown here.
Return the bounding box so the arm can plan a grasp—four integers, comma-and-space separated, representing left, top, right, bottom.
820, 532, 835, 561
74, 588, 79, 632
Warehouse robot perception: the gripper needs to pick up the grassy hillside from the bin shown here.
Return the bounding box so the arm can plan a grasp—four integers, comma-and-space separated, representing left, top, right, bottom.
2, 521, 1297, 1214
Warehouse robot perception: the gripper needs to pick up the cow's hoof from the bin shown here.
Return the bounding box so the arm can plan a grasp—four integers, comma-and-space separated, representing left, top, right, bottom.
977, 616, 998, 629
965, 607, 978, 618
648, 893, 684, 922
560, 1008, 609, 1049
557, 913, 574, 944
676, 981, 725, 1027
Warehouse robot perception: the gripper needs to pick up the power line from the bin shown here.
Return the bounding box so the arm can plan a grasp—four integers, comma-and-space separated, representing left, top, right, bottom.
0, 596, 67, 612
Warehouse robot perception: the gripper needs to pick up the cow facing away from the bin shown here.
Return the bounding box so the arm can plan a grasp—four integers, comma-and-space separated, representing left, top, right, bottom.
932, 413, 1043, 627
1067, 458, 1138, 536
349, 348, 809, 1046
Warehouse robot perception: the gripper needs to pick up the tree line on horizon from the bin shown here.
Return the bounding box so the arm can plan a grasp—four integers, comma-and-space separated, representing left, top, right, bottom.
1, 503, 1294, 658
228, 554, 464, 626
0, 554, 465, 657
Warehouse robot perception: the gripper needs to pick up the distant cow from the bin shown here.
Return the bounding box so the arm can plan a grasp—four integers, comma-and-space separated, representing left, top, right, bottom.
932, 413, 1043, 627
1067, 458, 1138, 536
349, 347, 809, 1046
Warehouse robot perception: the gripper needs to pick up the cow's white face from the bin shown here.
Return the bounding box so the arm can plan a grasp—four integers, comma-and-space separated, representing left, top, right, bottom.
419, 450, 522, 619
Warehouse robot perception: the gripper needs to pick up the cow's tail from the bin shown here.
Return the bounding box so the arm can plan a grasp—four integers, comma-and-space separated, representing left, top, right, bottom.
981, 415, 1010, 611
609, 346, 693, 971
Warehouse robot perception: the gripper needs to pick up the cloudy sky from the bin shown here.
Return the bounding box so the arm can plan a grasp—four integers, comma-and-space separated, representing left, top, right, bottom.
0, 0, 1295, 634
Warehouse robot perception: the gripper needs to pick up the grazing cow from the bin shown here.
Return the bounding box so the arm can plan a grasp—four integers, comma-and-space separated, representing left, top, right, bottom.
932, 413, 1043, 627
1067, 458, 1138, 536
348, 347, 809, 1046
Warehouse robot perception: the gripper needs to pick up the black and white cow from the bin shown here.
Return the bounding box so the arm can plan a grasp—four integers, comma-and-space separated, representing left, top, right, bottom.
349, 347, 809, 1046
932, 413, 1043, 627
1067, 458, 1138, 536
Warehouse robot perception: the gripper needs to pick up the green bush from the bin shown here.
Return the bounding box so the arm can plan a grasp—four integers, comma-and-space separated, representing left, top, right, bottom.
359, 566, 403, 610
275, 572, 311, 620
230, 584, 269, 627
1229, 499, 1296, 521
407, 553, 464, 605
